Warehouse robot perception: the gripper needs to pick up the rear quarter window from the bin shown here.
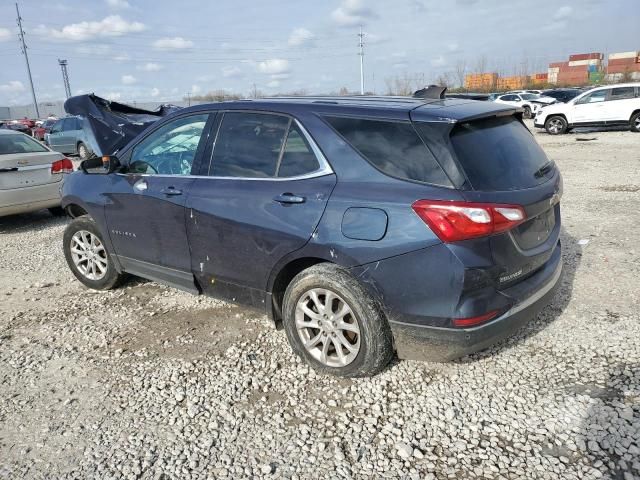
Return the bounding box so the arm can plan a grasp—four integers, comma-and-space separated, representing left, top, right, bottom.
324, 116, 452, 187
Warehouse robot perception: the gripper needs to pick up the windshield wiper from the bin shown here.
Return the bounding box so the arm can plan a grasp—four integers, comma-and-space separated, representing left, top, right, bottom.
534, 160, 554, 178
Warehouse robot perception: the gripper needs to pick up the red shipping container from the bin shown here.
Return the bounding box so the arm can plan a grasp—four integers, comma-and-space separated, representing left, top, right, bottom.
608, 58, 638, 66
569, 52, 603, 61
607, 64, 640, 74
549, 61, 568, 68
558, 65, 589, 73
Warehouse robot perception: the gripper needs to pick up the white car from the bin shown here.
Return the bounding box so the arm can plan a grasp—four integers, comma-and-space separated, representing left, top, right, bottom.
493, 93, 555, 119
0, 129, 73, 217
535, 83, 640, 135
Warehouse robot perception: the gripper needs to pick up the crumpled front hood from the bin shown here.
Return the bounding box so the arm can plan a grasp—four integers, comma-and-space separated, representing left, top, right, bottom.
64, 94, 181, 156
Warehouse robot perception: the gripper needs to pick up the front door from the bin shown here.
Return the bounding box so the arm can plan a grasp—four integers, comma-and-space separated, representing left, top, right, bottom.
186, 111, 336, 300
104, 113, 211, 291
571, 89, 608, 124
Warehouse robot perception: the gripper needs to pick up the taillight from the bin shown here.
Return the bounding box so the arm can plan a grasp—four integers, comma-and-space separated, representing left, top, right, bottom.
51, 158, 74, 174
452, 309, 501, 328
412, 200, 526, 243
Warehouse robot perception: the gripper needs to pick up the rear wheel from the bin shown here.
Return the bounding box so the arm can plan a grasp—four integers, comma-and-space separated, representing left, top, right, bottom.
545, 116, 567, 135
630, 112, 640, 133
63, 216, 124, 290
77, 142, 90, 160
282, 263, 393, 377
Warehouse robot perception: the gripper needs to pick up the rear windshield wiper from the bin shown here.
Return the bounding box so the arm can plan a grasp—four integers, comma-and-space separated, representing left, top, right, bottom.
534, 160, 554, 178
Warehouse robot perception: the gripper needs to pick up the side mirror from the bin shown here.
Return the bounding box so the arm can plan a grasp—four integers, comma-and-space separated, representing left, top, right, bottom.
80, 155, 121, 174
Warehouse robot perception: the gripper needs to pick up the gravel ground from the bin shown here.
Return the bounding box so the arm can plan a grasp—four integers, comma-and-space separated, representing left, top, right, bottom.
1, 122, 638, 480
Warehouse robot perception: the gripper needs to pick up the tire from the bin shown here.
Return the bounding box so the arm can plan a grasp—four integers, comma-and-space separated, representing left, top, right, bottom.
282, 263, 393, 377
63, 215, 124, 290
523, 106, 532, 119
630, 112, 640, 133
77, 142, 90, 160
545, 115, 568, 135
48, 206, 66, 217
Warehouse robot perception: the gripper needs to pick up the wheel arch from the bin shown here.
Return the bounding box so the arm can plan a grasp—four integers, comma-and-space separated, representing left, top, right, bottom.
65, 203, 89, 219
630, 109, 640, 121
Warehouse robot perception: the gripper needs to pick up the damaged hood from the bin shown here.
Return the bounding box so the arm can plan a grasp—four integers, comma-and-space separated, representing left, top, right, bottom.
64, 94, 181, 156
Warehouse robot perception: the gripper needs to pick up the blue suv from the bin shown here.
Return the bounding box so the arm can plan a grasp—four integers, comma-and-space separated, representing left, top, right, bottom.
61, 94, 563, 377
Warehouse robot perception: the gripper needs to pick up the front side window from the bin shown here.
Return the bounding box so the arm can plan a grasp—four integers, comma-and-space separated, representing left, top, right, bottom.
0, 133, 48, 154
325, 116, 452, 187
609, 87, 635, 100
129, 114, 208, 175
209, 112, 322, 178
579, 90, 607, 104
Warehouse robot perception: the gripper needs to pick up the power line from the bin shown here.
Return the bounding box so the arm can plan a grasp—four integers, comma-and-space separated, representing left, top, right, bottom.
358, 26, 365, 95
15, 2, 39, 118
58, 59, 71, 99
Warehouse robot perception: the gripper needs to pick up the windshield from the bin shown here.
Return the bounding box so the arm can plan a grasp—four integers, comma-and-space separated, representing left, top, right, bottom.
0, 133, 49, 154
520, 94, 538, 100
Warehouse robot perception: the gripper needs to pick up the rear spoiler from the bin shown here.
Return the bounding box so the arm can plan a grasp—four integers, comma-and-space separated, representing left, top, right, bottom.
64, 94, 181, 156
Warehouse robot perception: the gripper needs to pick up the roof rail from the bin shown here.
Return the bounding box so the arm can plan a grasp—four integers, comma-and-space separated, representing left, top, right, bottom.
413, 85, 447, 100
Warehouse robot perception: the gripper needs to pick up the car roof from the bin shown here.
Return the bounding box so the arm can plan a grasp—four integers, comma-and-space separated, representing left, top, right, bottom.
0, 128, 23, 135
179, 95, 517, 123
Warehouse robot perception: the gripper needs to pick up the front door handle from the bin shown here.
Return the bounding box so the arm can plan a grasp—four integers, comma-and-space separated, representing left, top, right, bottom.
274, 193, 305, 204
161, 187, 182, 196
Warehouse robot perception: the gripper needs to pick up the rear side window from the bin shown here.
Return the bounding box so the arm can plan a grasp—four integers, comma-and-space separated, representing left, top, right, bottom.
0, 134, 48, 154
278, 124, 320, 177
443, 116, 553, 191
324, 117, 452, 187
609, 87, 636, 100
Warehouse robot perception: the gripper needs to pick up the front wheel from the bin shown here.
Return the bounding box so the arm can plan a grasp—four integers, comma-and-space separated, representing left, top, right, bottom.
523, 106, 532, 119
77, 142, 90, 160
630, 112, 640, 133
545, 116, 568, 135
282, 263, 394, 377
63, 216, 124, 290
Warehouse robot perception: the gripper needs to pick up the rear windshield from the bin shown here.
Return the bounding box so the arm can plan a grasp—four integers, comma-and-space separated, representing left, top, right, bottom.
422, 116, 553, 191
324, 116, 452, 187
0, 134, 48, 155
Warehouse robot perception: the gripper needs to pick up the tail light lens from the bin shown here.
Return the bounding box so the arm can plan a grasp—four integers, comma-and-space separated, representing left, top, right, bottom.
51, 158, 74, 174
412, 200, 526, 243
452, 309, 501, 328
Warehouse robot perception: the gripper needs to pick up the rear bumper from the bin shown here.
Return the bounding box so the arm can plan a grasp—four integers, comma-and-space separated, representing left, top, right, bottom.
390, 245, 563, 362
0, 181, 62, 217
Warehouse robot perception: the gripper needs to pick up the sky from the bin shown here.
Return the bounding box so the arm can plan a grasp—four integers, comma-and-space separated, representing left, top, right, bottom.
0, 0, 639, 106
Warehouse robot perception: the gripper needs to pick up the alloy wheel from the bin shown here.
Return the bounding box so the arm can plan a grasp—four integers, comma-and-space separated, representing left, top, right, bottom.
548, 118, 563, 134
295, 288, 360, 367
70, 230, 108, 281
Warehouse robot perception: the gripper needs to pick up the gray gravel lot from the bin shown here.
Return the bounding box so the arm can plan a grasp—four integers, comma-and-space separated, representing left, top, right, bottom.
1, 122, 639, 479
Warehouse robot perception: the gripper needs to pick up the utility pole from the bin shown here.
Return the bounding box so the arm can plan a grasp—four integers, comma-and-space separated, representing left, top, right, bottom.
185, 92, 191, 106
15, 2, 39, 118
358, 26, 365, 95
58, 59, 71, 99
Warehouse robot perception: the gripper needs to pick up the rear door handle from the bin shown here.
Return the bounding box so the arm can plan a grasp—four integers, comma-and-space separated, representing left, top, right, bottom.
161, 187, 182, 196
274, 193, 305, 204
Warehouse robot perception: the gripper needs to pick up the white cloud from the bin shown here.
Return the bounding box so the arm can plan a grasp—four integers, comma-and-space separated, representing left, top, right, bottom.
76, 44, 111, 55
447, 42, 460, 53
121, 75, 137, 85
409, 0, 426, 13
105, 92, 122, 101
258, 59, 290, 75
138, 62, 163, 72
152, 37, 193, 49
331, 0, 376, 27
191, 84, 201, 94
106, 0, 130, 8
39, 15, 145, 41
0, 28, 11, 42
288, 28, 314, 46
113, 53, 131, 62
150, 87, 160, 97
270, 73, 290, 80
431, 55, 447, 67
267, 80, 281, 88
0, 81, 25, 94
222, 66, 242, 78
554, 6, 573, 19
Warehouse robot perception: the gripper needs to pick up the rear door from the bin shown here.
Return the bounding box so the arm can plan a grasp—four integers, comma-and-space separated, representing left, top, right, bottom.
104, 113, 212, 292
605, 86, 638, 122
0, 133, 62, 190
186, 111, 336, 298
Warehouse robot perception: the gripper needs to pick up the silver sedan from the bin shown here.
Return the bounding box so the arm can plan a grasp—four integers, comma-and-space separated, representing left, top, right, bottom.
0, 129, 73, 217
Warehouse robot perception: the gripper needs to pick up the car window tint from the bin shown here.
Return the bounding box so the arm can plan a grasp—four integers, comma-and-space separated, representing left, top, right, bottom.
277, 124, 320, 177
609, 87, 635, 100
129, 114, 208, 175
325, 116, 452, 187
61, 119, 72, 131
0, 134, 48, 154
210, 112, 289, 178
581, 90, 606, 103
